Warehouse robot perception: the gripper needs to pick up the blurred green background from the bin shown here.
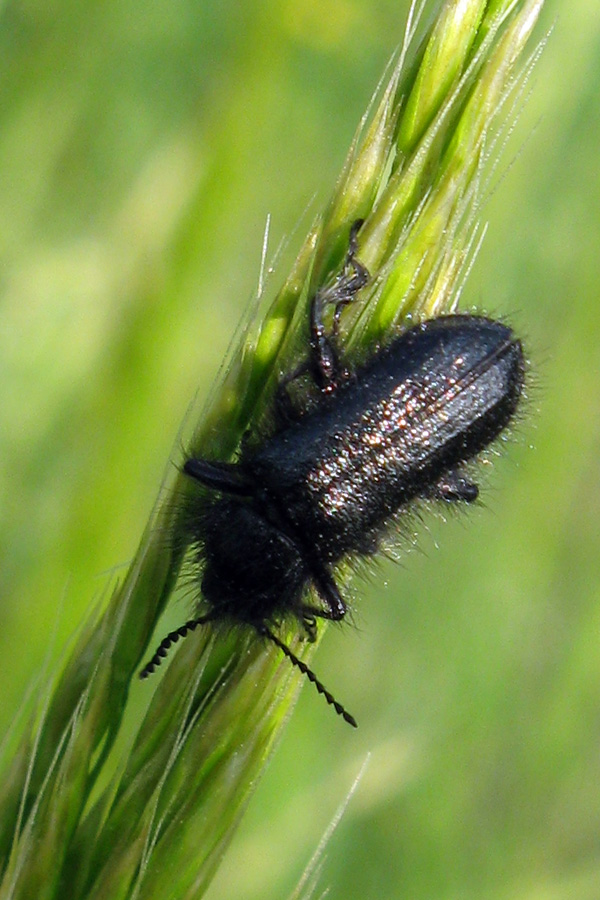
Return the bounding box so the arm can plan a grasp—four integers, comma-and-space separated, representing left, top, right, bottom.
1, 0, 599, 898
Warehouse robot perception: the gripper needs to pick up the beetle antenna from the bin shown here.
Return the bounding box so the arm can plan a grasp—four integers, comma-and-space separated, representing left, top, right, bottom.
140, 618, 358, 728
139, 615, 213, 679
260, 627, 357, 728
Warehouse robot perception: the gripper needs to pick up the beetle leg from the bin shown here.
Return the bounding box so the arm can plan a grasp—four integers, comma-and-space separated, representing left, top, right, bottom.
302, 614, 318, 642
309, 219, 369, 393
431, 471, 479, 503
304, 563, 348, 621
309, 289, 343, 391
331, 218, 369, 337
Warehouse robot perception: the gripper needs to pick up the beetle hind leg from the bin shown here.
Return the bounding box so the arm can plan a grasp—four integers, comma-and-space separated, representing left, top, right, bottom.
331, 218, 369, 335
302, 614, 318, 642
309, 219, 370, 393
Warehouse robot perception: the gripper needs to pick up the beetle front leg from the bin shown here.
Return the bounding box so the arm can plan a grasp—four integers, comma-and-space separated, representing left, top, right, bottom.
431, 470, 479, 503
303, 562, 348, 622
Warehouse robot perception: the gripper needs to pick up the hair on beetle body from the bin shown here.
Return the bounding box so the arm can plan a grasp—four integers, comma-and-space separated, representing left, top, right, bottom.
140, 221, 526, 728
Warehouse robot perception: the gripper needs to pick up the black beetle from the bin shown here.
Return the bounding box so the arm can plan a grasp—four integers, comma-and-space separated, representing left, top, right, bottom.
141, 222, 525, 726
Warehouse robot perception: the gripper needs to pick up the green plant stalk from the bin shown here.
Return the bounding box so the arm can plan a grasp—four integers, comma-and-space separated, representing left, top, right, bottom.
0, 1, 545, 898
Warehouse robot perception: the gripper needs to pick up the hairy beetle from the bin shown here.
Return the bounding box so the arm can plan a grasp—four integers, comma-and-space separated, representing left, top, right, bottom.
141, 222, 525, 727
